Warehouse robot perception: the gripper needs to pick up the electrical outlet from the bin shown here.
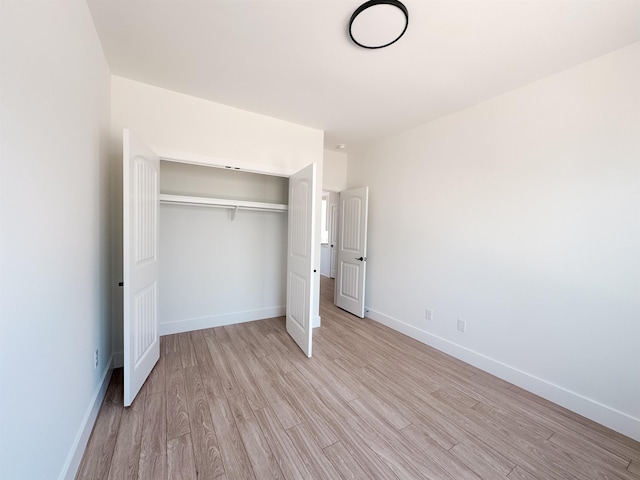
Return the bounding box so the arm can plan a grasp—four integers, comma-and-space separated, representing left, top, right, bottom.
94, 349, 99, 369
457, 319, 466, 333
425, 308, 433, 321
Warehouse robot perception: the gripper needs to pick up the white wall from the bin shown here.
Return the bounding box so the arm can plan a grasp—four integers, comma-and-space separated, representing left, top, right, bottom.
348, 42, 640, 440
160, 206, 288, 333
0, 1, 112, 479
160, 160, 289, 203
111, 77, 324, 352
112, 77, 323, 172
323, 149, 348, 192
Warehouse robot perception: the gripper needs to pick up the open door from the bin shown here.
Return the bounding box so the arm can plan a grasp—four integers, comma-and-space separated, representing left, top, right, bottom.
123, 129, 160, 406
330, 203, 339, 278
335, 186, 369, 318
286, 163, 316, 357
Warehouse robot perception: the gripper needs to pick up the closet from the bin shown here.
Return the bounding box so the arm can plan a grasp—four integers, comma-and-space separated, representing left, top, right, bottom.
122, 129, 316, 405
158, 160, 290, 336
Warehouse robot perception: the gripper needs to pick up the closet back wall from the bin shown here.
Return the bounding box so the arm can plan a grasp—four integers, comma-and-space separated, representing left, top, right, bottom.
159, 162, 289, 334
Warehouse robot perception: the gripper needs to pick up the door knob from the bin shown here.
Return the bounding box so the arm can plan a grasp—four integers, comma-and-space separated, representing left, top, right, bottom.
356, 256, 366, 261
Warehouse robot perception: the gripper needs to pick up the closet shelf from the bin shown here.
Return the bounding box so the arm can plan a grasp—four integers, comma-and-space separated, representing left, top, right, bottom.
159, 194, 288, 213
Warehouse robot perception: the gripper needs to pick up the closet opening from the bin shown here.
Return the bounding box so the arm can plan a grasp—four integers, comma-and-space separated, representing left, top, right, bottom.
158, 160, 290, 336
123, 129, 318, 404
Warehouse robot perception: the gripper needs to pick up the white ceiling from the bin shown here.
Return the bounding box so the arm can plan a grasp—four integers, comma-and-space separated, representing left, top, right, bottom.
87, 0, 640, 151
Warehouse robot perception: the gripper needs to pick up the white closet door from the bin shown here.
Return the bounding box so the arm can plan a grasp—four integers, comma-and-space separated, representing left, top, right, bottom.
335, 186, 369, 318
286, 163, 316, 357
123, 129, 160, 406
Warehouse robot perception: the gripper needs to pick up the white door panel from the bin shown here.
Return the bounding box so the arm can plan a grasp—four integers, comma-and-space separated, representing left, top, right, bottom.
330, 204, 338, 279
123, 129, 160, 406
286, 163, 316, 357
335, 187, 368, 318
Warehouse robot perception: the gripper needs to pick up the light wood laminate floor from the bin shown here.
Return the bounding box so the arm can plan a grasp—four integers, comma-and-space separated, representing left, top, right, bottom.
77, 277, 640, 479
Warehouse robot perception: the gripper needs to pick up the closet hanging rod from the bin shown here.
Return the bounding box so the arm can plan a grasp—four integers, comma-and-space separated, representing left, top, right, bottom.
159, 194, 288, 213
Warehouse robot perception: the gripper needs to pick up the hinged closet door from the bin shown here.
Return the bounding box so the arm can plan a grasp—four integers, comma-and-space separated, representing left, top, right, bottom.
286, 163, 316, 357
123, 129, 160, 406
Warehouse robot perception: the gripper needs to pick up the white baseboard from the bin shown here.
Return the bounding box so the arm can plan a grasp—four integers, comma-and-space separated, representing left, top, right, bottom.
159, 306, 286, 336
313, 315, 321, 328
366, 307, 640, 442
59, 355, 114, 480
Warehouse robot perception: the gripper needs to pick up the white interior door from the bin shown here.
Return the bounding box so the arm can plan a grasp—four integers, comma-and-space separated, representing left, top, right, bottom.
286, 163, 316, 357
335, 186, 369, 318
123, 129, 160, 406
330, 204, 339, 278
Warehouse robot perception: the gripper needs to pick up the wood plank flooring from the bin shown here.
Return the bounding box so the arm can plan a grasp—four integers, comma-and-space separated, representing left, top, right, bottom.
77, 277, 640, 479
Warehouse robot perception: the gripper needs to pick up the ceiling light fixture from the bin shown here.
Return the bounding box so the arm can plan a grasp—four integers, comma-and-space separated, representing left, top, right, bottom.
349, 0, 409, 49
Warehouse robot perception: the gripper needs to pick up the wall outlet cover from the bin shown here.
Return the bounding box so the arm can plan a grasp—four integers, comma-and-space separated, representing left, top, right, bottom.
457, 319, 466, 332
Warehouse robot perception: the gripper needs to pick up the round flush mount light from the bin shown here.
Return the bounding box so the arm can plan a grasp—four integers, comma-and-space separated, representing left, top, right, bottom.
349, 0, 409, 49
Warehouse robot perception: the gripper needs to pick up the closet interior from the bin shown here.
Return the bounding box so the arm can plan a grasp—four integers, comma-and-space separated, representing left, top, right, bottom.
158, 160, 290, 335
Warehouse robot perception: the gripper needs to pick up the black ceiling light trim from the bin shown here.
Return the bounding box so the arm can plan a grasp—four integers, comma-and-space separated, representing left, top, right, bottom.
349, 0, 409, 49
